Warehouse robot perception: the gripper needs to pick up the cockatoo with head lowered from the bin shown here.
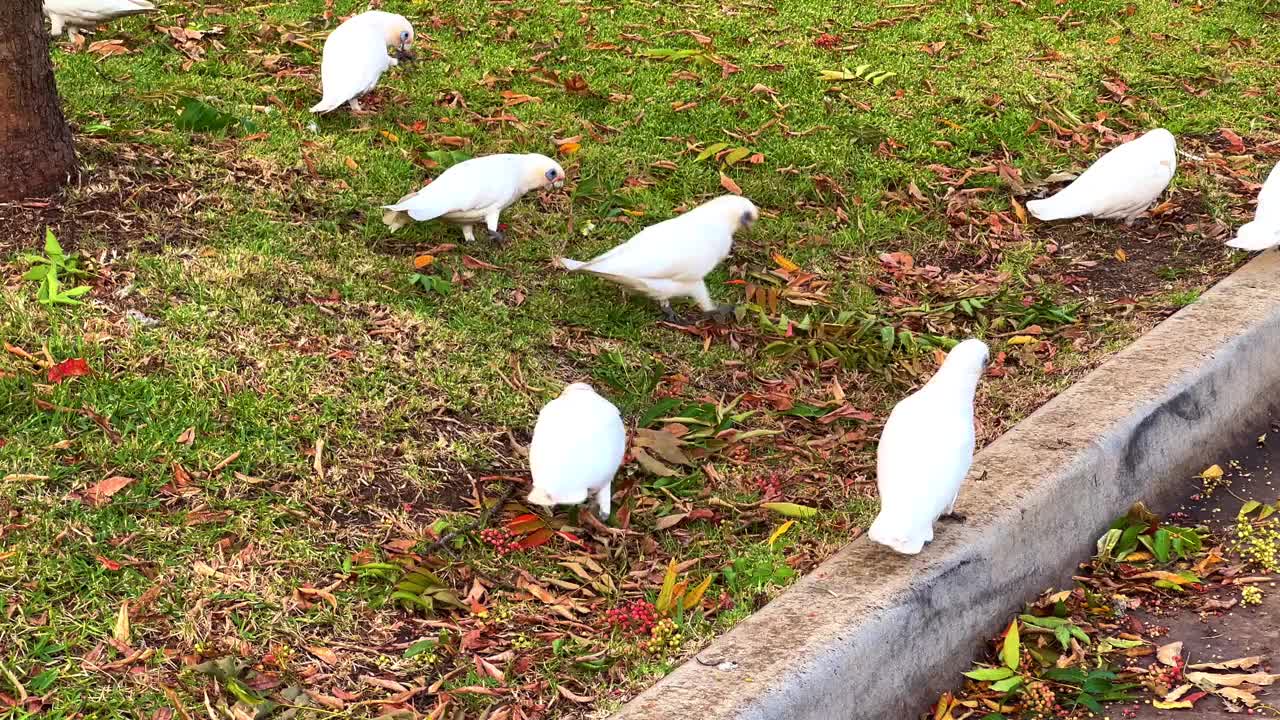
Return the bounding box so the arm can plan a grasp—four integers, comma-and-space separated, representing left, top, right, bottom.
868, 338, 989, 556
559, 195, 758, 322
381, 154, 565, 242
311, 11, 414, 114
1227, 163, 1280, 251
1027, 128, 1177, 224
44, 0, 156, 40
527, 383, 626, 520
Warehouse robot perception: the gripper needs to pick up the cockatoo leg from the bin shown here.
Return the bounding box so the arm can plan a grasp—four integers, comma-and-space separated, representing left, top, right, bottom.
460, 224, 477, 243
485, 212, 506, 244
594, 487, 611, 521
347, 97, 365, 113
49, 16, 66, 36
658, 301, 680, 323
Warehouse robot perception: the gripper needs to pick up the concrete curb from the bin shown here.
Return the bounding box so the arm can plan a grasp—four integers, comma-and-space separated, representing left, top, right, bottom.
611, 251, 1280, 720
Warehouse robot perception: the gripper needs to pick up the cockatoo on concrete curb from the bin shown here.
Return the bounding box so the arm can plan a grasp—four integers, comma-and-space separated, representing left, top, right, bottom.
311, 11, 415, 114
868, 338, 990, 556
44, 0, 156, 40
558, 195, 758, 322
1027, 128, 1177, 224
381, 154, 565, 242
527, 383, 626, 520
1226, 162, 1280, 251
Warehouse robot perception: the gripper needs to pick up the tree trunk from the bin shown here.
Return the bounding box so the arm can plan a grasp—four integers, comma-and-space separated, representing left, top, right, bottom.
0, 0, 76, 201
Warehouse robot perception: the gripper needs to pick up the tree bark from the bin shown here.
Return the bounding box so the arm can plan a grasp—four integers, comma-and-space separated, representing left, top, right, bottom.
0, 0, 77, 201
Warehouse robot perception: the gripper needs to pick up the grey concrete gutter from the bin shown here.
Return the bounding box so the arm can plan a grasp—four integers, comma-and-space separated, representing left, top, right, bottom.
611, 252, 1280, 720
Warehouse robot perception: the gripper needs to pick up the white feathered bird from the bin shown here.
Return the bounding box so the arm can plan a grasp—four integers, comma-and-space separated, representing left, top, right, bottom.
559, 195, 758, 321
868, 339, 989, 556
311, 11, 414, 114
527, 383, 626, 520
1226, 163, 1280, 251
44, 0, 156, 39
381, 154, 565, 242
1027, 128, 1177, 224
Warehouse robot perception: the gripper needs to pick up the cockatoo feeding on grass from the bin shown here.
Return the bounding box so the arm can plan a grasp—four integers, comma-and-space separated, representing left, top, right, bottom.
559, 195, 758, 322
311, 11, 415, 115
381, 154, 565, 243
1226, 162, 1280, 252
44, 0, 156, 40
868, 339, 990, 556
527, 383, 626, 520
1027, 128, 1177, 224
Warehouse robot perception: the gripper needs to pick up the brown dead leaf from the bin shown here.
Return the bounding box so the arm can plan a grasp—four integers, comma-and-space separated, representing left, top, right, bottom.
633, 428, 692, 466
1156, 641, 1183, 666
720, 173, 742, 195
88, 39, 132, 57
306, 646, 339, 665
113, 600, 130, 643
556, 685, 595, 703
655, 513, 688, 530
1187, 657, 1264, 671
176, 427, 195, 445
83, 476, 136, 507
1184, 671, 1280, 687
1218, 687, 1259, 707
344, 156, 359, 171
462, 255, 504, 271
632, 448, 678, 477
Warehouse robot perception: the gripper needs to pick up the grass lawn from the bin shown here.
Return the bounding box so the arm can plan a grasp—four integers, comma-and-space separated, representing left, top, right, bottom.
0, 0, 1276, 717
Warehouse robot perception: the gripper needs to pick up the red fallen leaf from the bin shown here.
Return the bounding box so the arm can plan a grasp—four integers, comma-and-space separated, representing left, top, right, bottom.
1220, 128, 1246, 154
514, 527, 555, 549
96, 556, 123, 571
556, 530, 586, 546
719, 172, 742, 195
506, 513, 545, 535
82, 475, 135, 507
48, 358, 92, 384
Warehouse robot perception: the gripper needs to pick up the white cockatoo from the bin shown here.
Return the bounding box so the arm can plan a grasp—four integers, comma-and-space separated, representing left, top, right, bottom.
44, 0, 156, 40
1227, 163, 1280, 251
527, 383, 626, 520
559, 195, 758, 321
868, 338, 990, 556
311, 11, 414, 114
1027, 128, 1177, 224
381, 154, 565, 243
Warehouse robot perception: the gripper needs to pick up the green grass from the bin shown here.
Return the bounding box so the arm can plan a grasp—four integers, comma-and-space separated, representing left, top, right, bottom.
1, 0, 1277, 716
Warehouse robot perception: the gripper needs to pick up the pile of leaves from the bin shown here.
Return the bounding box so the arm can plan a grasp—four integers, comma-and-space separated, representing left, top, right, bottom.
932, 504, 1277, 719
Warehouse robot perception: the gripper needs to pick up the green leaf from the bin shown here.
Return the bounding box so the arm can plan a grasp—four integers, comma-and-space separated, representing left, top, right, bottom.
44, 228, 64, 258
1241, 500, 1262, 516
1001, 620, 1020, 671
1019, 614, 1068, 629
1075, 692, 1103, 714
1153, 528, 1171, 563
23, 265, 49, 281
723, 147, 751, 166
963, 666, 1014, 681
404, 638, 437, 658
761, 502, 818, 519
1054, 626, 1071, 650
176, 97, 239, 133
990, 676, 1023, 693
879, 324, 896, 350
639, 397, 684, 427
695, 142, 730, 163
1043, 668, 1086, 683
656, 559, 679, 613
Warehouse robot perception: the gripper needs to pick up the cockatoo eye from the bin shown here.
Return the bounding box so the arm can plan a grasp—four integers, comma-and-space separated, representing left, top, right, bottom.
740, 210, 756, 227
545, 168, 558, 181
400, 30, 411, 40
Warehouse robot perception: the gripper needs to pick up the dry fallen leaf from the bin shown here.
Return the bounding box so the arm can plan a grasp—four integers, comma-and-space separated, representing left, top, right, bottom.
113, 600, 130, 643
306, 646, 339, 665
1156, 641, 1183, 666
1184, 671, 1280, 687
82, 476, 136, 506
720, 172, 742, 195
1188, 656, 1263, 671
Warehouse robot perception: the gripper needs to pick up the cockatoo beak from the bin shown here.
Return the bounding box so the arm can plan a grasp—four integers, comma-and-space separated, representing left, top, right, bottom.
552, 179, 565, 190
